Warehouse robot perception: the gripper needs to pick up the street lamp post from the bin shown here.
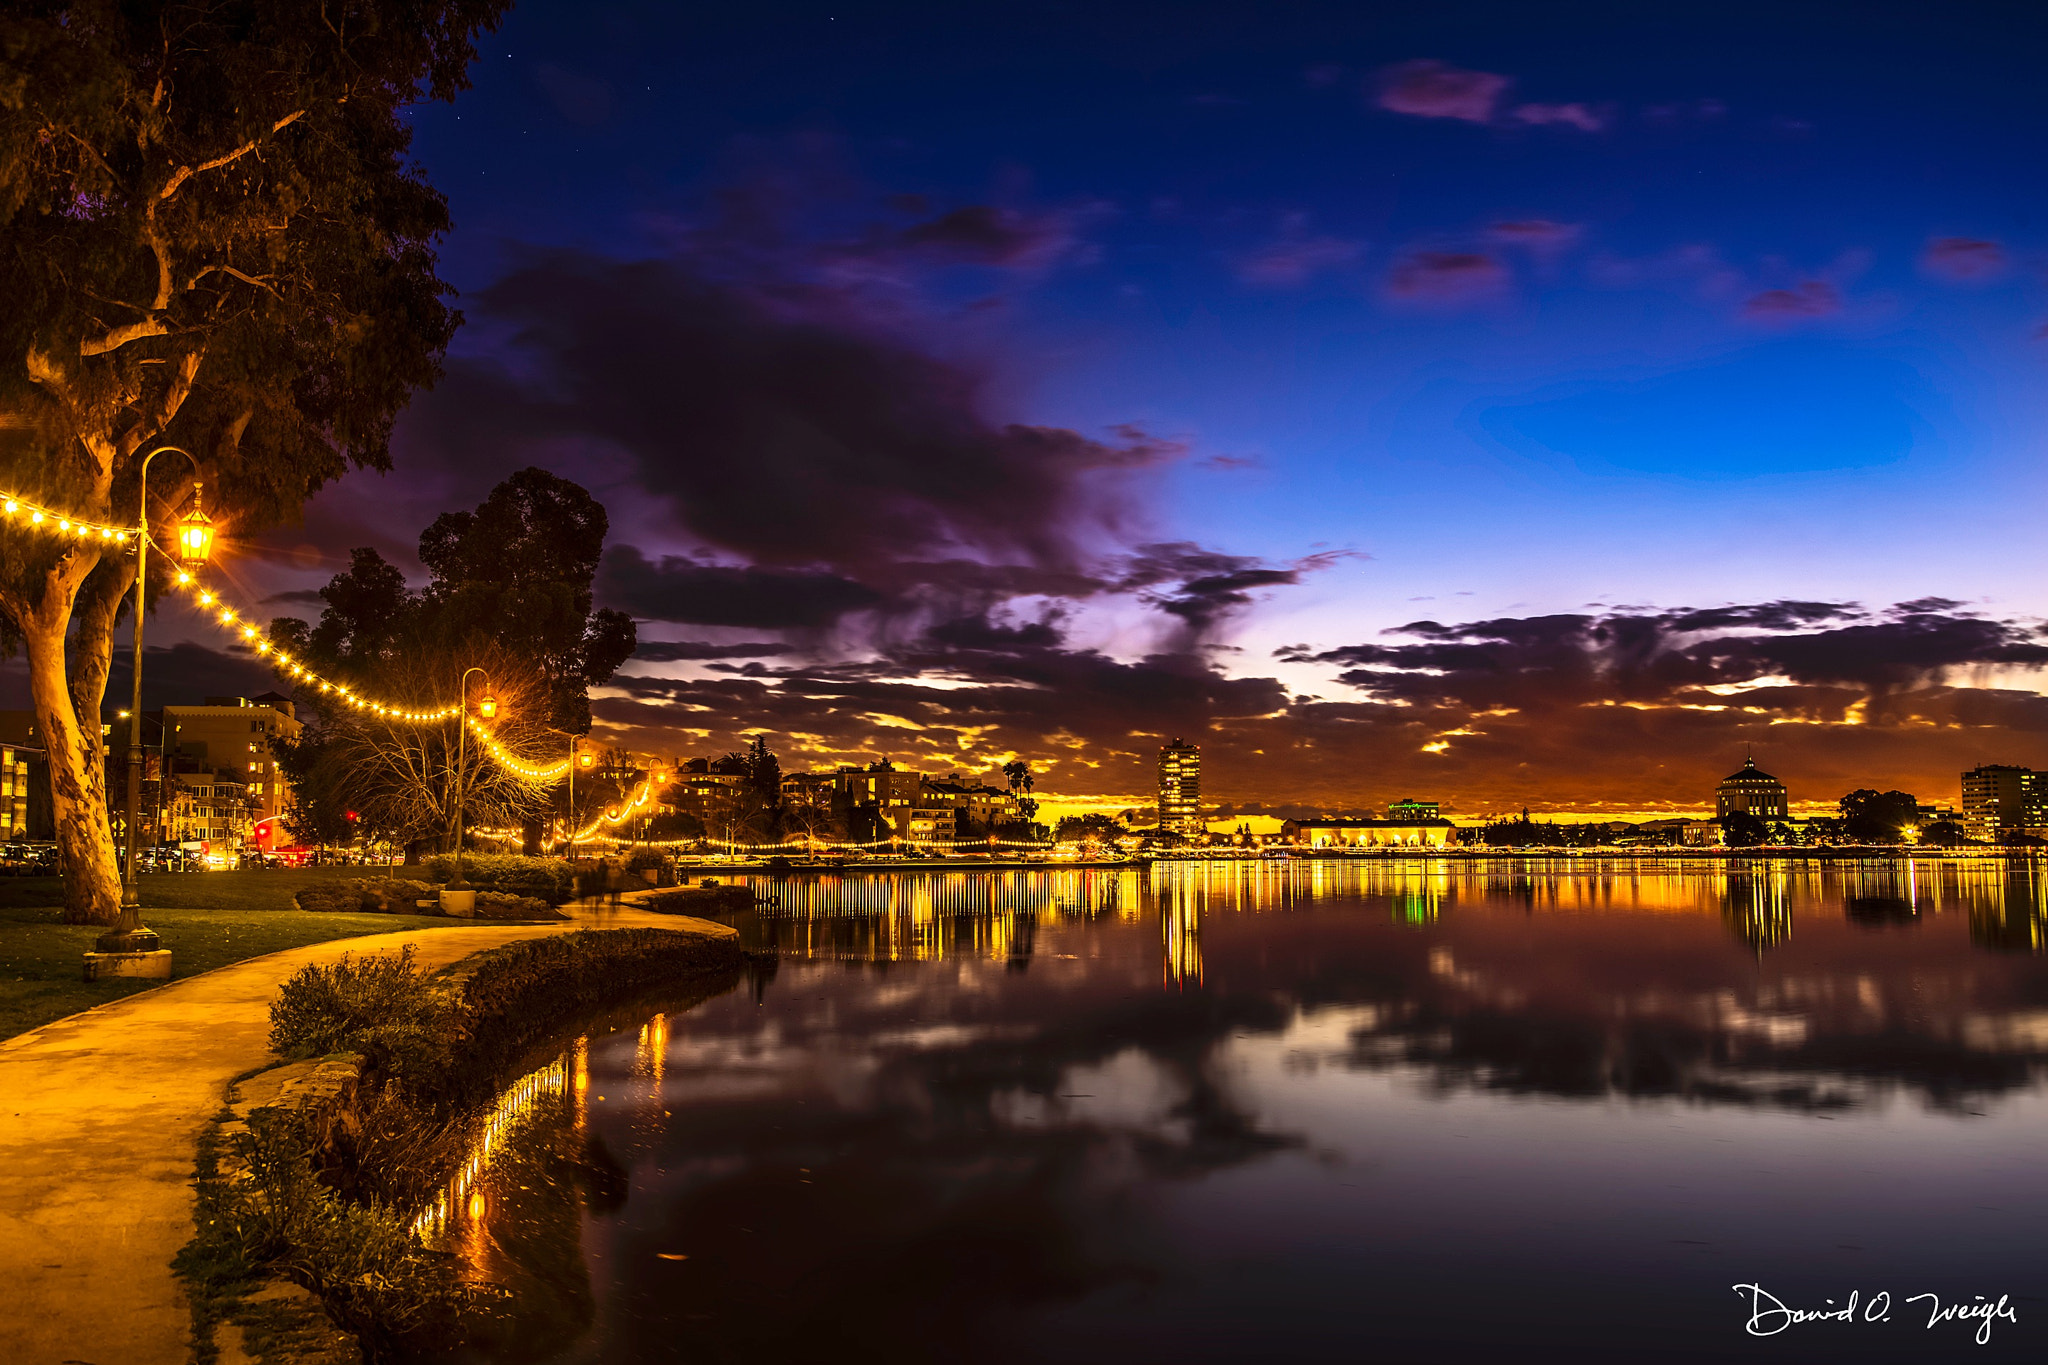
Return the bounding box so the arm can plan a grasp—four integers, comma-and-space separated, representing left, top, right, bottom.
97, 447, 210, 964
564, 734, 577, 858
568, 743, 595, 859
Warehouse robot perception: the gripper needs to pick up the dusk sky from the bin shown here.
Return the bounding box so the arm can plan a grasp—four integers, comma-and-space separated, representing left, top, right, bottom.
102, 0, 2048, 820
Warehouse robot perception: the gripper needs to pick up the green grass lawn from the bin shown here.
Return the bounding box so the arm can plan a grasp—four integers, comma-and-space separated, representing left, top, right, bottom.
0, 868, 514, 1041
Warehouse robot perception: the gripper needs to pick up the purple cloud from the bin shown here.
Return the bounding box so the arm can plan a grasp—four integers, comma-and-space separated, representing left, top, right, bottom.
1742, 280, 1840, 321
1488, 220, 1583, 258
1920, 236, 2007, 283
1374, 60, 1509, 124
1508, 102, 1606, 132
1238, 220, 1364, 286
1386, 251, 1508, 306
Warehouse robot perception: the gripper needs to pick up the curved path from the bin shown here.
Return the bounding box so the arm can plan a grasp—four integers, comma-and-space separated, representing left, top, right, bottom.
0, 901, 735, 1365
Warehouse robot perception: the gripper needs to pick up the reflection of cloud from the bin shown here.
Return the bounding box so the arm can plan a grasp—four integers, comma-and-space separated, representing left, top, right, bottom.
1374, 60, 1508, 123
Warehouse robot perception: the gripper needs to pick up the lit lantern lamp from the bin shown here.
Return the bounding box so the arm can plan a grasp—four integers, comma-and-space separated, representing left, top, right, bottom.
175, 483, 214, 564
477, 693, 498, 720
579, 752, 595, 769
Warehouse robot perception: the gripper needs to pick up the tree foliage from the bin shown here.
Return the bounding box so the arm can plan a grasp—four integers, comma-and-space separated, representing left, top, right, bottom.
1002, 758, 1038, 823
417, 468, 636, 733
1719, 811, 1768, 847
268, 471, 634, 855
0, 0, 505, 919
1838, 789, 1919, 844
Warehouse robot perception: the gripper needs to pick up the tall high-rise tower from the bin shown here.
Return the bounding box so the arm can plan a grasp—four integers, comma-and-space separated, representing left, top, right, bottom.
1157, 739, 1202, 838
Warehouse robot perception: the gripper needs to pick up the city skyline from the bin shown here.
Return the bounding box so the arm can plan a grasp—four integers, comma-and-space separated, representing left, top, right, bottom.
15, 0, 2048, 820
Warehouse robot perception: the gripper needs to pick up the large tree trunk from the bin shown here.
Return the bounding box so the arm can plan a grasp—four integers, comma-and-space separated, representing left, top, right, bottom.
25, 609, 121, 923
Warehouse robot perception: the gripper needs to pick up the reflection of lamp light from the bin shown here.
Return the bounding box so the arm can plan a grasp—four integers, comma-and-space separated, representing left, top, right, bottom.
477, 693, 498, 720
174, 483, 214, 563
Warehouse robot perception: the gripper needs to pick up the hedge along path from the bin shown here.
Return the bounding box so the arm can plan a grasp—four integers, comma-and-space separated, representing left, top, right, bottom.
0, 901, 737, 1365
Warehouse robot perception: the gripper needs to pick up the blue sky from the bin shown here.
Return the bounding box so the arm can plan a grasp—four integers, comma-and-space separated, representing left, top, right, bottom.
214, 0, 2048, 814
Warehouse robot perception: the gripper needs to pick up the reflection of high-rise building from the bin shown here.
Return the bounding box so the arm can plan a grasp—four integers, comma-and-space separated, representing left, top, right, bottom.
1716, 757, 1788, 820
1161, 884, 1202, 989
1960, 765, 2048, 843
1157, 739, 1202, 839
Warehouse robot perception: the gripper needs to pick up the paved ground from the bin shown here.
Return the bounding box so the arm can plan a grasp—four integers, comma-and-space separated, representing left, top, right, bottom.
0, 900, 736, 1365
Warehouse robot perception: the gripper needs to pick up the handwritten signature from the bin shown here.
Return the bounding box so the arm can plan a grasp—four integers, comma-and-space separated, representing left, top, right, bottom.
1733, 1284, 2018, 1345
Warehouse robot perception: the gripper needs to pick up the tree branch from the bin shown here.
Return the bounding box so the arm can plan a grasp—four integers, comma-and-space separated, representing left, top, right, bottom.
158, 110, 307, 204
78, 318, 171, 358
184, 263, 282, 298
119, 347, 203, 459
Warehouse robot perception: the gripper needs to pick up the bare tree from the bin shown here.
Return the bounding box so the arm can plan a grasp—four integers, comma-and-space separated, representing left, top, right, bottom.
282, 646, 558, 860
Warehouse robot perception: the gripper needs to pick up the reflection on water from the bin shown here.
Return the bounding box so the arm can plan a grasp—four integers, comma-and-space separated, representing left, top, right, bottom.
420, 861, 2048, 1364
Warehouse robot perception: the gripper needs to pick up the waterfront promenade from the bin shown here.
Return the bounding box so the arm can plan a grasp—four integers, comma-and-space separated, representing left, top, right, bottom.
0, 899, 735, 1365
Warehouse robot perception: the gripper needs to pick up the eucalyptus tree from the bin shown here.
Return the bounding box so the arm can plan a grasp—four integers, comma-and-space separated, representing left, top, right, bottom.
0, 0, 505, 920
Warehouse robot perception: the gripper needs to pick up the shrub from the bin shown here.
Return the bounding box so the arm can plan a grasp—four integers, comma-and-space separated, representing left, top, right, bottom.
363, 878, 438, 913
442, 930, 740, 1104
473, 890, 561, 920
624, 847, 665, 872
642, 885, 756, 916
225, 1108, 470, 1348
293, 882, 370, 914
419, 854, 574, 904
269, 947, 450, 1085
292, 878, 444, 914
230, 927, 745, 1355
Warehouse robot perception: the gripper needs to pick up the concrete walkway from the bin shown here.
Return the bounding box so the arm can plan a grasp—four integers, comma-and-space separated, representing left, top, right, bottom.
0, 901, 736, 1365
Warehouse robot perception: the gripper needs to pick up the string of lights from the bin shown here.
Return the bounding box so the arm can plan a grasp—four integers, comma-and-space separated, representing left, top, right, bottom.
168, 574, 587, 787
171, 570, 463, 721
571, 773, 660, 841
464, 714, 571, 781
0, 491, 136, 544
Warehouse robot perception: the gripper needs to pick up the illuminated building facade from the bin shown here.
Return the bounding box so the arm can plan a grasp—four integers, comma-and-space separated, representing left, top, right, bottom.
1157, 740, 1202, 839
1282, 818, 1459, 848
165, 771, 255, 848
1715, 757, 1788, 820
0, 744, 35, 839
1961, 764, 2048, 843
162, 694, 301, 827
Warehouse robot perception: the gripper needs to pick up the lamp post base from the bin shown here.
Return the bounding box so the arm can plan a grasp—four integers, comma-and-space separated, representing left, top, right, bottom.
83, 948, 173, 982
93, 926, 162, 953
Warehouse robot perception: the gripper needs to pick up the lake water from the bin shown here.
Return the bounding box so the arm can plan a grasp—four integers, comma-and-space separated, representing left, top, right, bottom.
427, 860, 2048, 1363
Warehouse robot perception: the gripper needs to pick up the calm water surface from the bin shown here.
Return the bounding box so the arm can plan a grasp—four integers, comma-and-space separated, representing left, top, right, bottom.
430, 860, 2048, 1363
